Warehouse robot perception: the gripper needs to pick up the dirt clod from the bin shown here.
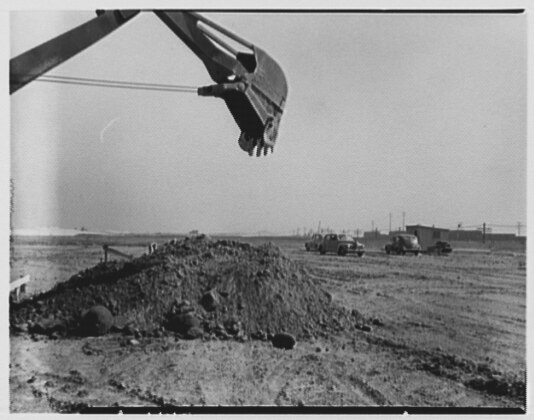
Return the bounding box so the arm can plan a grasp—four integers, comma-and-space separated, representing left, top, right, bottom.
200, 289, 220, 312
79, 305, 113, 336
12, 323, 28, 334
371, 318, 384, 326
186, 326, 204, 339
250, 330, 267, 341
355, 323, 372, 333
272, 333, 297, 350
77, 390, 89, 398
166, 312, 201, 335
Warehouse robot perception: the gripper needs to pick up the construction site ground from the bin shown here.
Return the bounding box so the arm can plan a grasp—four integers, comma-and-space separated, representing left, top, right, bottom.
9, 236, 526, 411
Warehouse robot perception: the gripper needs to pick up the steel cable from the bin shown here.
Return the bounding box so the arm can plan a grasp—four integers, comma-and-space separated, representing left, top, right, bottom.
33, 74, 198, 93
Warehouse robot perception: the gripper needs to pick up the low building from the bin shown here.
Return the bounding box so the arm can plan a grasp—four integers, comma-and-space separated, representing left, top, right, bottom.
406, 224, 449, 250
450, 230, 483, 241
487, 233, 517, 242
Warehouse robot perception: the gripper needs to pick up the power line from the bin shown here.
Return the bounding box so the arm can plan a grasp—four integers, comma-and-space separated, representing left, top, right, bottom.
461, 223, 527, 229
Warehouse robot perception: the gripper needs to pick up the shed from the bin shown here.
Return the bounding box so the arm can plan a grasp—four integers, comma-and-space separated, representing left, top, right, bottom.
451, 230, 483, 241
406, 225, 449, 250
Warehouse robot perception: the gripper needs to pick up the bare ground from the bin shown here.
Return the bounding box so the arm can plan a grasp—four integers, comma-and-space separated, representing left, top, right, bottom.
9, 238, 526, 411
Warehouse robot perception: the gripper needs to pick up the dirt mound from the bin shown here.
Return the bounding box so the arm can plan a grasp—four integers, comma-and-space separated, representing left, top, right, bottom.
10, 236, 361, 339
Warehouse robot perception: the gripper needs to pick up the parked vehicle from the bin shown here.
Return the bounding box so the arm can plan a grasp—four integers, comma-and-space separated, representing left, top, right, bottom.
385, 234, 422, 255
427, 240, 453, 255
305, 234, 323, 252
319, 234, 365, 257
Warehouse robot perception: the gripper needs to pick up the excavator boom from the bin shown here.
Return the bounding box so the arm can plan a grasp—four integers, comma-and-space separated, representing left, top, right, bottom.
10, 10, 140, 94
10, 10, 288, 156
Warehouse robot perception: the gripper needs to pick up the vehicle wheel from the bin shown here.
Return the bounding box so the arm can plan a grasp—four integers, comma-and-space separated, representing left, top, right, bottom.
338, 247, 347, 256
319, 246, 326, 255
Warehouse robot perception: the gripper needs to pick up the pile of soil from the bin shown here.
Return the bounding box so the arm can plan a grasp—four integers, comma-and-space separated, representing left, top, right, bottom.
10, 236, 362, 340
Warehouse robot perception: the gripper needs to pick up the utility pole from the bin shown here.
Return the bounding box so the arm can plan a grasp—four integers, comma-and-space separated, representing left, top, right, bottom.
402, 212, 406, 231
389, 213, 392, 233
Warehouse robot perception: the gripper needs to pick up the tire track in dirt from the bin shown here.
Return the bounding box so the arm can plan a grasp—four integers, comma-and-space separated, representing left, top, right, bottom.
360, 332, 525, 406
307, 250, 525, 384
286, 247, 526, 407
251, 345, 388, 406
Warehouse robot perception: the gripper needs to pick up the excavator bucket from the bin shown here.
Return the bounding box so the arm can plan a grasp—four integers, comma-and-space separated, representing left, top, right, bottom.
155, 11, 288, 156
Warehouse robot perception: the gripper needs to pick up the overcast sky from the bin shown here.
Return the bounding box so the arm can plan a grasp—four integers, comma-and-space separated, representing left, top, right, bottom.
9, 10, 527, 234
